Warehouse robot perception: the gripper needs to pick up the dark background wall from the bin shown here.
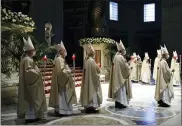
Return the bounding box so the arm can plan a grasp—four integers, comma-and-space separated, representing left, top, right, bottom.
2, 0, 182, 68
161, 0, 182, 59
2, 0, 64, 43
106, 0, 161, 67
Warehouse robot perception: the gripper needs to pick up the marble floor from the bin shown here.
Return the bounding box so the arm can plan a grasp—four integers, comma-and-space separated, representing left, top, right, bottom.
1, 82, 181, 125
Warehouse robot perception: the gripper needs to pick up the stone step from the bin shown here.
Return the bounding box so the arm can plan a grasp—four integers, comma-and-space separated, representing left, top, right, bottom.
39, 65, 54, 68
38, 62, 53, 65
44, 81, 82, 91
71, 70, 83, 73
70, 67, 82, 70
42, 73, 83, 78
74, 77, 82, 81
40, 68, 83, 73
40, 68, 53, 72
44, 81, 82, 94
39, 64, 82, 70
43, 76, 82, 84
39, 63, 83, 94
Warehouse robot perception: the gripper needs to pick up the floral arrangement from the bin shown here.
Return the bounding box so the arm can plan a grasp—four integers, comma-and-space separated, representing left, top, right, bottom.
1, 7, 35, 28
79, 37, 117, 45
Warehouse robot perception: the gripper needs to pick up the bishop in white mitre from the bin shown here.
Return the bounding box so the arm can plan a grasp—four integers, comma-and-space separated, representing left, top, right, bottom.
171, 51, 181, 86
17, 37, 47, 124
155, 45, 174, 107
141, 52, 151, 84
80, 43, 103, 113
49, 41, 77, 116
136, 55, 142, 81
109, 40, 132, 109
108, 52, 120, 99
130, 53, 138, 82
153, 49, 162, 84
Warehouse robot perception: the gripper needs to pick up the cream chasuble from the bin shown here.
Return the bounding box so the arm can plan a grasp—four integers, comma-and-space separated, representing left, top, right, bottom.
171, 59, 181, 86
108, 53, 118, 99
111, 53, 132, 106
49, 55, 77, 115
80, 57, 103, 108
155, 58, 174, 105
137, 60, 142, 81
130, 59, 138, 82
153, 57, 161, 83
17, 56, 47, 119
141, 59, 151, 84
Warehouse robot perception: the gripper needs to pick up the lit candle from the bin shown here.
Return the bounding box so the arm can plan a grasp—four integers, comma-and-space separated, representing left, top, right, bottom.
43, 55, 47, 61
72, 54, 76, 61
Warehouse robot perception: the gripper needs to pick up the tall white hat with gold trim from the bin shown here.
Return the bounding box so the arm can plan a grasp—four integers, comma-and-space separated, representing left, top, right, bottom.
23, 37, 35, 51
116, 40, 125, 51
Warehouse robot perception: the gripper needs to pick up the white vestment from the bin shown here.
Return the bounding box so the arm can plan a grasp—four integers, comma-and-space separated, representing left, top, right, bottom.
171, 60, 181, 86
80, 57, 102, 109
25, 106, 35, 119
85, 93, 100, 108
49, 55, 77, 115
115, 85, 129, 106
153, 57, 160, 83
141, 60, 151, 83
160, 88, 173, 105
155, 58, 174, 105
56, 64, 74, 115
55, 89, 73, 115
130, 60, 138, 81
112, 54, 132, 106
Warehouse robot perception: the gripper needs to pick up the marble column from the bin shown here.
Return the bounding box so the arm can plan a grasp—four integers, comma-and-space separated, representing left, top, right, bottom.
161, 0, 182, 55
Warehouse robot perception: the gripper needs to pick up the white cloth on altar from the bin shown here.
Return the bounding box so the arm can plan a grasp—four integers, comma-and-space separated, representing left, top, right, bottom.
115, 85, 129, 106
55, 90, 73, 115
84, 93, 100, 108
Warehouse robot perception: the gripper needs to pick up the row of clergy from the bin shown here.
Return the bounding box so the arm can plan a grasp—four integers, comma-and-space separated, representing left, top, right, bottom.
17, 37, 177, 124
129, 50, 181, 86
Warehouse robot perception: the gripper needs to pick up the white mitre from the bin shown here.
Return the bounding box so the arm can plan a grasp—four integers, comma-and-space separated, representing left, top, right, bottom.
133, 52, 137, 57
86, 43, 95, 55
116, 40, 125, 51
173, 51, 175, 57
137, 54, 141, 59
158, 49, 161, 55
23, 37, 35, 51
145, 52, 149, 59
157, 49, 161, 56
157, 50, 159, 55
161, 45, 169, 55
56, 40, 66, 52
175, 51, 178, 59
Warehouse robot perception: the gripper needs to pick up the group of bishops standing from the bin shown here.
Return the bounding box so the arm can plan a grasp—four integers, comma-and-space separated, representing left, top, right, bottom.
129, 48, 181, 86
17, 37, 180, 124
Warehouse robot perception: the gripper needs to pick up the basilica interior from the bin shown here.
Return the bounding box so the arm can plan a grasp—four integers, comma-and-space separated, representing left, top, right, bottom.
1, 0, 182, 125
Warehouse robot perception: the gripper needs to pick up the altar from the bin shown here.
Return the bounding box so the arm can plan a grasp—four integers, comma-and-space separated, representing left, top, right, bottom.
80, 38, 117, 81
